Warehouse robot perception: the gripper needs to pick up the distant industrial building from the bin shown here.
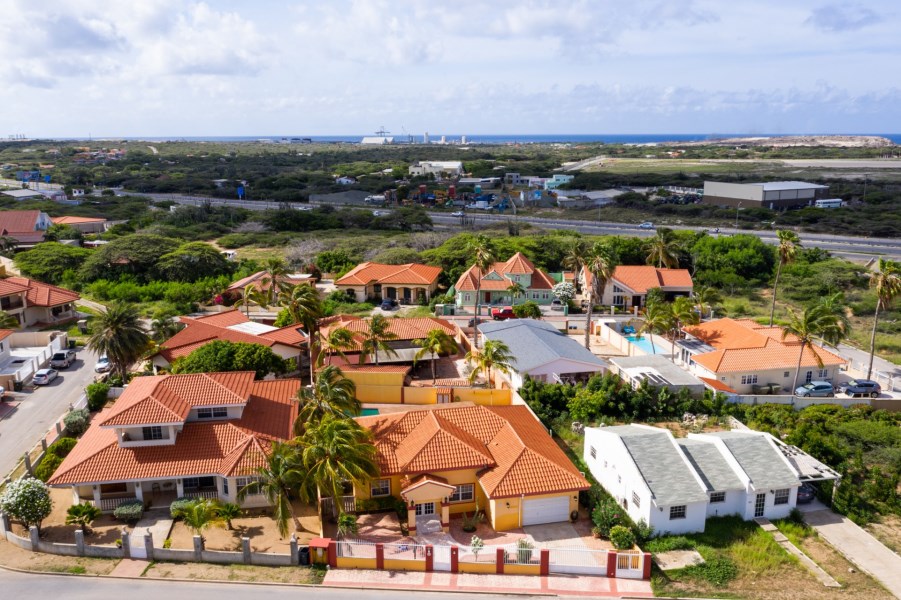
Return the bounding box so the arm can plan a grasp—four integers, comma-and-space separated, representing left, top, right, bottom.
408, 161, 464, 177
702, 181, 829, 209
360, 136, 394, 145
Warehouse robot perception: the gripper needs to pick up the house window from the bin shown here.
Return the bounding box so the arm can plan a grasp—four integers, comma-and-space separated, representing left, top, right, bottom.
222, 478, 229, 495
784, 372, 790, 378
740, 374, 758, 385
183, 477, 199, 489
774, 489, 790, 505
818, 369, 829, 378
613, 285, 624, 293
142, 426, 163, 440
370, 479, 390, 498
710, 492, 726, 504
805, 371, 813, 383
542, 292, 549, 300
532, 292, 538, 299
632, 491, 641, 509
590, 446, 597, 459
236, 477, 262, 496
197, 407, 228, 419
464, 294, 471, 302
669, 505, 687, 520
449, 484, 474, 503
613, 295, 624, 306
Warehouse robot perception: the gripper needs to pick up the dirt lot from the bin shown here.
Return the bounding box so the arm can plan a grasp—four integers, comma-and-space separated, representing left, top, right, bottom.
0, 539, 118, 575
866, 515, 901, 554
168, 501, 320, 552
10, 488, 132, 546
144, 560, 324, 584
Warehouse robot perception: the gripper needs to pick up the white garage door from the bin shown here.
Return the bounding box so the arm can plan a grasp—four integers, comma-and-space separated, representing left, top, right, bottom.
522, 496, 570, 526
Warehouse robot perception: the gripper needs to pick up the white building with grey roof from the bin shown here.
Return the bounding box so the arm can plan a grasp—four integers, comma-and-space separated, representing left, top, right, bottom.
584, 425, 836, 534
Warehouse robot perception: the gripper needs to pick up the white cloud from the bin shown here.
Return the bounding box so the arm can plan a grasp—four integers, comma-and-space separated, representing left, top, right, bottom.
806, 3, 880, 32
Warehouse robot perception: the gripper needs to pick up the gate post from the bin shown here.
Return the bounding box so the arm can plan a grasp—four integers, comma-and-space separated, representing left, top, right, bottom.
606, 551, 617, 578
425, 544, 434, 572
327, 540, 337, 568
539, 548, 549, 576
450, 546, 458, 573
376, 543, 384, 570
496, 547, 505, 574
642, 552, 652, 580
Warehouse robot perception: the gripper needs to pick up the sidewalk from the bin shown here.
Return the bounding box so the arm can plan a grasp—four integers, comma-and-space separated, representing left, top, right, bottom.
322, 568, 653, 597
804, 508, 901, 599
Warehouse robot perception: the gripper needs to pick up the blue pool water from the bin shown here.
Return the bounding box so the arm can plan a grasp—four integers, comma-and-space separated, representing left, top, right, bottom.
625, 334, 668, 355
360, 408, 380, 417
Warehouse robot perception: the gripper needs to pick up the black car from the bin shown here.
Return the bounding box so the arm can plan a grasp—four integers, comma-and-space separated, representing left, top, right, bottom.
838, 379, 881, 398
796, 483, 816, 504
380, 299, 398, 311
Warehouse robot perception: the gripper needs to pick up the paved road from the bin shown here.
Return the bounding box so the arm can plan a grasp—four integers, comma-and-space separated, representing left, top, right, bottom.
0, 349, 99, 479
804, 508, 901, 599
0, 569, 513, 600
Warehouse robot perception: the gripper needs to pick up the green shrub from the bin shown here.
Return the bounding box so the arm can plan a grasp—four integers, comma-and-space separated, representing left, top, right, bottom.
516, 538, 534, 563
645, 535, 696, 553
47, 437, 78, 458
86, 382, 111, 411
113, 500, 144, 523
0, 478, 52, 529
163, 538, 172, 549
632, 519, 656, 545
609, 525, 636, 550
63, 409, 91, 436
591, 496, 628, 538
170, 496, 195, 519
687, 555, 738, 587
34, 454, 63, 482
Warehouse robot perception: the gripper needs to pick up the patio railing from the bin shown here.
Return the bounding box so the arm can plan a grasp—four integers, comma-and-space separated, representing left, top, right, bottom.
87, 496, 138, 512
184, 490, 219, 501
320, 495, 356, 515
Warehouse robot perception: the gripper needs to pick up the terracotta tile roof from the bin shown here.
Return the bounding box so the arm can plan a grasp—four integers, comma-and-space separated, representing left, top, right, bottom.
159, 312, 304, 363
604, 265, 693, 294
358, 405, 589, 499
51, 216, 107, 225
319, 316, 455, 353
332, 363, 412, 374
226, 271, 314, 294
0, 210, 42, 234
700, 377, 738, 394
3, 277, 80, 306
193, 310, 251, 327
454, 252, 556, 293
49, 378, 300, 486
336, 262, 442, 286
259, 325, 307, 346
683, 318, 770, 350
0, 279, 29, 297
0, 329, 15, 342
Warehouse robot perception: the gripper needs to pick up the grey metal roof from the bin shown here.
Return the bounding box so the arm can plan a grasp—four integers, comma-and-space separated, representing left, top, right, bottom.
478, 319, 606, 374
609, 355, 705, 386
753, 181, 829, 191
677, 439, 744, 492
603, 425, 708, 506
705, 432, 799, 490
676, 339, 715, 354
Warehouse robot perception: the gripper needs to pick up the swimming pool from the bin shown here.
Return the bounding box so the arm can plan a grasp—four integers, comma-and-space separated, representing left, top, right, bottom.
360, 408, 380, 417
625, 334, 669, 355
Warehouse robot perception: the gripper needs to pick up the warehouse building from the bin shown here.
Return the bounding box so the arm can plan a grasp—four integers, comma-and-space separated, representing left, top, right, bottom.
702, 181, 829, 209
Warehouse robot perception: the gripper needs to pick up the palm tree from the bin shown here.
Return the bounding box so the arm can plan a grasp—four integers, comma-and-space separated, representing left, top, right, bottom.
261, 258, 290, 305
469, 235, 496, 349
238, 442, 304, 538
359, 314, 398, 366
235, 283, 268, 317
691, 285, 721, 319
582, 241, 617, 350
294, 365, 360, 435
174, 498, 222, 540
506, 282, 525, 306
867, 259, 901, 379
669, 297, 699, 362
279, 283, 323, 382
562, 239, 586, 294
296, 415, 380, 518
645, 229, 680, 269
639, 301, 673, 356
769, 230, 802, 326
465, 339, 513, 387
217, 502, 242, 531
781, 304, 847, 398
414, 328, 459, 383
320, 327, 355, 366
0, 310, 20, 329
65, 503, 101, 534
86, 302, 150, 380
817, 292, 852, 346
150, 314, 180, 343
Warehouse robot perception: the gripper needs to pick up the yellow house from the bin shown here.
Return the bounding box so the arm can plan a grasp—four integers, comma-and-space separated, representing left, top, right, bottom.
355, 405, 588, 533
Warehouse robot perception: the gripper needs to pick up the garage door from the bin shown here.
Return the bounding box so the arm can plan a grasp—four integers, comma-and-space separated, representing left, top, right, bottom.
522, 496, 570, 526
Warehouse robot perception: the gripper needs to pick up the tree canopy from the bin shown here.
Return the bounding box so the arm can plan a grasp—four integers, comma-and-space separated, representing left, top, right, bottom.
14, 242, 91, 285
171, 340, 289, 379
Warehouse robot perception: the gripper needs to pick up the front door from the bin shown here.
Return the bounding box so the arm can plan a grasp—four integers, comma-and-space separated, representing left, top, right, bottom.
754, 493, 766, 518
415, 502, 435, 516
485, 292, 491, 303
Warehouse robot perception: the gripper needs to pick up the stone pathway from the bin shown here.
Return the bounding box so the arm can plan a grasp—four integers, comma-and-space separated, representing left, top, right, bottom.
755, 517, 841, 588
129, 511, 174, 558
109, 558, 149, 578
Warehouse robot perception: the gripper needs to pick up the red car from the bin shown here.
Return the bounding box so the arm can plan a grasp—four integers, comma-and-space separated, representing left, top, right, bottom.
491, 306, 516, 320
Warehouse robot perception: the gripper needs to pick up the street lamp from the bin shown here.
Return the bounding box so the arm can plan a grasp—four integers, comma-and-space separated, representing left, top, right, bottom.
734, 201, 742, 230
862, 174, 869, 203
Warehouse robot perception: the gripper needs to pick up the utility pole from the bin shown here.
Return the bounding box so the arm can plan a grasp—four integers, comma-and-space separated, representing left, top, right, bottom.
734, 201, 742, 230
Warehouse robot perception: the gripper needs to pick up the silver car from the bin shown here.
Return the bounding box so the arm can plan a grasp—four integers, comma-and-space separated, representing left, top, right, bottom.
794, 381, 834, 397
33, 368, 59, 386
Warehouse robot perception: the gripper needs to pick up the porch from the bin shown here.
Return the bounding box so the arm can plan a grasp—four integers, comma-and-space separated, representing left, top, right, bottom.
75, 477, 223, 512
381, 285, 431, 304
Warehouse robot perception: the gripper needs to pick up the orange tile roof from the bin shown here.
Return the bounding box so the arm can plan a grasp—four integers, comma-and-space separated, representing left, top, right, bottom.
51, 216, 107, 225
49, 378, 300, 486
358, 405, 589, 499
603, 265, 693, 294
336, 262, 442, 286
454, 252, 555, 292
0, 210, 43, 234
700, 377, 738, 394
2, 276, 80, 306
226, 271, 314, 294
682, 318, 769, 350
159, 313, 305, 363
0, 279, 29, 297
0, 329, 14, 342
319, 316, 455, 352
193, 309, 251, 327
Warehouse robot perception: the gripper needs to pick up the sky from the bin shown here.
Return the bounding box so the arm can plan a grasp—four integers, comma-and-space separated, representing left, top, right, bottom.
1, 0, 899, 137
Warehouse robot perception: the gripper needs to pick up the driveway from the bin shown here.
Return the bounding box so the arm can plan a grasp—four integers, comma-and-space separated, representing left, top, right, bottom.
804, 508, 901, 599
0, 348, 100, 479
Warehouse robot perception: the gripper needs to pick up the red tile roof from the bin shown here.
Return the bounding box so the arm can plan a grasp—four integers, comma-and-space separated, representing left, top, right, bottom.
584, 265, 693, 294
358, 405, 589, 499
0, 329, 14, 342
1, 276, 80, 306
336, 262, 442, 286
319, 316, 455, 352
700, 377, 738, 394
0, 210, 43, 235
49, 377, 300, 486
226, 271, 314, 294
454, 252, 555, 292
51, 216, 107, 225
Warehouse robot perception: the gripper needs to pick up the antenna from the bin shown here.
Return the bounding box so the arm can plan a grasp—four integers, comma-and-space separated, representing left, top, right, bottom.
375, 126, 390, 137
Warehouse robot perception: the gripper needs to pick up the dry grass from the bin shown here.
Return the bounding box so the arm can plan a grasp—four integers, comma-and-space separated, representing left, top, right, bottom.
143, 560, 325, 584
866, 515, 901, 554
0, 539, 118, 575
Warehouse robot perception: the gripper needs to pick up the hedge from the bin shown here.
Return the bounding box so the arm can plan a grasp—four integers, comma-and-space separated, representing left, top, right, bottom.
114, 500, 144, 522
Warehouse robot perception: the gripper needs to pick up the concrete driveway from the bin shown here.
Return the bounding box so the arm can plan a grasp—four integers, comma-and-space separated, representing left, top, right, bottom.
525, 522, 591, 549
0, 348, 100, 479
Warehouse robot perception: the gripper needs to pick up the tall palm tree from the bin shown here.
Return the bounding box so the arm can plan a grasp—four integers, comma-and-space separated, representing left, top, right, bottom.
173, 498, 222, 540
506, 282, 525, 306
238, 442, 304, 538
235, 283, 268, 317
319, 327, 355, 366
359, 314, 398, 366
469, 235, 496, 349
867, 259, 901, 379
0, 310, 20, 329
261, 258, 290, 305
582, 241, 617, 350
294, 365, 360, 435
817, 292, 852, 346
296, 415, 380, 518
465, 339, 513, 387
86, 302, 150, 379
414, 328, 459, 383
279, 283, 323, 382
669, 297, 699, 362
639, 301, 673, 356
691, 285, 721, 320
562, 239, 586, 294
150, 314, 180, 343
781, 304, 847, 398
645, 230, 680, 269
769, 230, 802, 326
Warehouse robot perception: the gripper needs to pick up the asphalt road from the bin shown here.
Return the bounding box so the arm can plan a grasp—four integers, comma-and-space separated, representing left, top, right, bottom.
0, 349, 99, 479
0, 570, 517, 600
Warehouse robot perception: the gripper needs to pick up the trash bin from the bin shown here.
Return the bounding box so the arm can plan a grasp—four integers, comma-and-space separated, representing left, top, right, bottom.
13, 381, 24, 392
299, 546, 310, 566
68, 339, 77, 349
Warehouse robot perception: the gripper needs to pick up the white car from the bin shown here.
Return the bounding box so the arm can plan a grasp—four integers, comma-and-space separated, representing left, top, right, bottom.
33, 368, 59, 386
451, 211, 465, 217
95, 356, 112, 373
639, 221, 655, 230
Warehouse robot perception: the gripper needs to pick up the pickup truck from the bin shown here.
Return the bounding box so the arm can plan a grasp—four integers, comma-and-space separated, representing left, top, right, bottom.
491, 306, 516, 321
50, 350, 76, 369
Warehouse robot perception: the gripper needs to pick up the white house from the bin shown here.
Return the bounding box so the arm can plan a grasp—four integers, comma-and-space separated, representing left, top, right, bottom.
583, 425, 830, 534
408, 161, 464, 177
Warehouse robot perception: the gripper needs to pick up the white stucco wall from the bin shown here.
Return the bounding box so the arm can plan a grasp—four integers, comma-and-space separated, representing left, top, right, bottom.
705, 489, 746, 519
648, 500, 708, 535
583, 427, 653, 527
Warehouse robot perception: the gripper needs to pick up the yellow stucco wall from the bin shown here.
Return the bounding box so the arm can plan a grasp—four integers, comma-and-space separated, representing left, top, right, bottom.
458, 561, 496, 574
383, 558, 426, 571
489, 492, 579, 531
355, 469, 483, 517
336, 557, 377, 569
403, 387, 437, 405
504, 564, 541, 575
454, 388, 511, 406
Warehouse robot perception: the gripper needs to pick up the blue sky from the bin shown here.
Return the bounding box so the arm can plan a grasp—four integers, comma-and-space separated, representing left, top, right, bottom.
1, 0, 898, 137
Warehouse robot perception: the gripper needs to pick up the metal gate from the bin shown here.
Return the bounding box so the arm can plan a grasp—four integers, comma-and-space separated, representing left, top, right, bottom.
615, 551, 644, 579
433, 544, 452, 571
548, 547, 608, 575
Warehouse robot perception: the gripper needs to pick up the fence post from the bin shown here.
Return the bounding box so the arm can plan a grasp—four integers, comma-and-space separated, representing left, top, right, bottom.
41, 438, 47, 452
241, 537, 251, 564
55, 422, 62, 436
75, 529, 85, 556
496, 547, 505, 574
606, 551, 617, 578
121, 529, 131, 559
290, 534, 298, 565
425, 544, 433, 572
23, 453, 33, 475
642, 552, 652, 579
144, 532, 154, 561
375, 543, 384, 570
0, 511, 9, 537
450, 546, 458, 573
193, 535, 203, 562
540, 548, 549, 576
327, 540, 337, 568
29, 525, 39, 550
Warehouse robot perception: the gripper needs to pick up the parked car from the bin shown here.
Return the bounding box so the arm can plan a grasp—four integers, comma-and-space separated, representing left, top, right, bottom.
451, 211, 464, 217
372, 210, 383, 217
794, 381, 834, 397
380, 298, 398, 311
550, 299, 565, 311
491, 306, 515, 320
94, 356, 112, 373
837, 379, 881, 397
49, 350, 76, 369
796, 483, 817, 504
33, 368, 59, 386
639, 221, 655, 230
